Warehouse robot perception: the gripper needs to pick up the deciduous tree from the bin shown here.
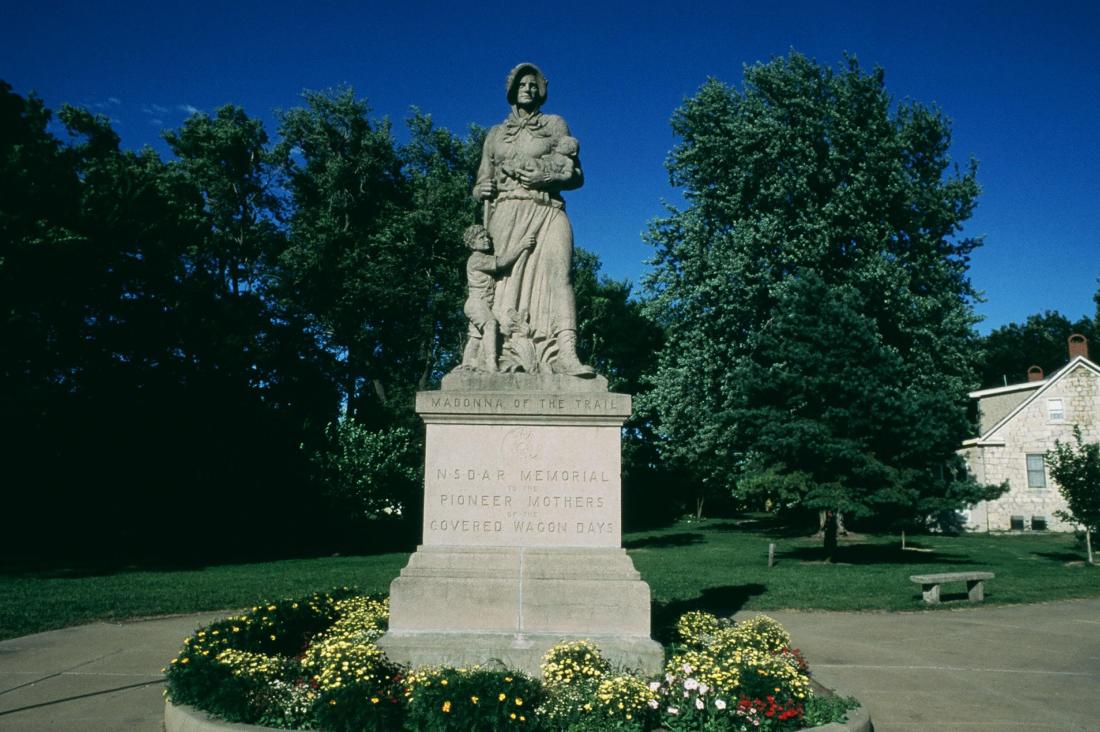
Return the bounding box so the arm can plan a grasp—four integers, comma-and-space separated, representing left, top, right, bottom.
979, 311, 1097, 388
1046, 426, 1100, 564
275, 90, 479, 428
644, 53, 997, 550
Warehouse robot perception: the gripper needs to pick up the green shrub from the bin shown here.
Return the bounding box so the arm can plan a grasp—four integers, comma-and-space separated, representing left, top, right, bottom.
164, 588, 372, 727
404, 666, 545, 731
166, 593, 853, 732
801, 693, 859, 726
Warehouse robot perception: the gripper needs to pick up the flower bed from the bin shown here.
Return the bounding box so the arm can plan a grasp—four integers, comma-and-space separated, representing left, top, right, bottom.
165, 590, 860, 731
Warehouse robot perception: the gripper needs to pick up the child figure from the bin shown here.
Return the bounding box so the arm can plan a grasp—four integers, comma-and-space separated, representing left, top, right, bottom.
542, 135, 579, 178
459, 224, 536, 372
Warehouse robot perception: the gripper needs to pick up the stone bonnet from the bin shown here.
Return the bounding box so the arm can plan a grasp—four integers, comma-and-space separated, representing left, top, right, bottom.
505, 62, 548, 106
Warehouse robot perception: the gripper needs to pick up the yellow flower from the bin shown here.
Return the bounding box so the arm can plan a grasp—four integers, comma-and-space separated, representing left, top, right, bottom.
515, 697, 523, 706
498, 693, 507, 701
370, 697, 380, 704
442, 700, 452, 713
470, 695, 479, 704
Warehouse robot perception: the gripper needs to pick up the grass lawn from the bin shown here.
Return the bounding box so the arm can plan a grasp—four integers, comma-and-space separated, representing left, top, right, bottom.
2, 519, 1098, 641
628, 519, 1100, 637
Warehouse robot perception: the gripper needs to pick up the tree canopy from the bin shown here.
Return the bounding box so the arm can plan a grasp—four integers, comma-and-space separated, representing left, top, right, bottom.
643, 53, 999, 540
0, 82, 490, 561
979, 311, 1097, 388
0, 79, 651, 562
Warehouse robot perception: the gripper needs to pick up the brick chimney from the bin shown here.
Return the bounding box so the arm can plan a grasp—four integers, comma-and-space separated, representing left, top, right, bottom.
1068, 333, 1089, 361
1027, 365, 1044, 382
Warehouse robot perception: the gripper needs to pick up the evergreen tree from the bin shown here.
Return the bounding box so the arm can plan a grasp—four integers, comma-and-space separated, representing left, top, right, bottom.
644, 53, 998, 548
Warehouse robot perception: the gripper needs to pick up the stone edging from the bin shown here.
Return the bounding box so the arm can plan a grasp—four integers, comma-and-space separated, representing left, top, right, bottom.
165, 698, 871, 732
164, 701, 318, 732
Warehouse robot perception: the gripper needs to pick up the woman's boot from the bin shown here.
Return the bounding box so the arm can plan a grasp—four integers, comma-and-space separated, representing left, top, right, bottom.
552, 329, 595, 377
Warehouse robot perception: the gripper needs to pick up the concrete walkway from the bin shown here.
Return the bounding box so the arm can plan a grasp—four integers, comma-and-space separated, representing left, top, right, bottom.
738, 599, 1100, 731
1, 600, 1098, 731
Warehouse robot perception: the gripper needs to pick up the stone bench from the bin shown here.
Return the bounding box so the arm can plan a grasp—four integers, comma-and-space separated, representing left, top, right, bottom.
909, 571, 994, 604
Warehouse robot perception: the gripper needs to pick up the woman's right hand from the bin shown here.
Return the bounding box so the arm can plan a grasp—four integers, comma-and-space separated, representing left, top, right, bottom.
473, 180, 496, 200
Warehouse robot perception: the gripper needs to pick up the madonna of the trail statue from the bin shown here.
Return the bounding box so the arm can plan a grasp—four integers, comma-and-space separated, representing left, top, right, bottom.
458, 62, 595, 377
378, 63, 662, 678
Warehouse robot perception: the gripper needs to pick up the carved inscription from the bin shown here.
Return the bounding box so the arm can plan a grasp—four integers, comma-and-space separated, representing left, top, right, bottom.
425, 394, 623, 415
423, 423, 622, 547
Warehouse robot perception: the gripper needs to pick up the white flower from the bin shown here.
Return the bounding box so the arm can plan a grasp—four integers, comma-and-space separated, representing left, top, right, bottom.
682, 663, 694, 674
698, 682, 709, 695
668, 706, 680, 715
684, 678, 699, 690
715, 698, 727, 710
648, 681, 661, 691
695, 697, 705, 710
648, 699, 659, 709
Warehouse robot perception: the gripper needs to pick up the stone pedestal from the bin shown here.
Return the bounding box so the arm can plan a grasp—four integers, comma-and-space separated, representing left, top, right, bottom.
378, 373, 663, 675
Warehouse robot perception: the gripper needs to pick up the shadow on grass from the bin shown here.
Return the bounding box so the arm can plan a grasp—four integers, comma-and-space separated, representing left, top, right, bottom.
0, 545, 415, 581
651, 583, 767, 644
692, 515, 817, 539
2, 519, 419, 580
1032, 551, 1090, 563
779, 544, 977, 566
624, 532, 705, 549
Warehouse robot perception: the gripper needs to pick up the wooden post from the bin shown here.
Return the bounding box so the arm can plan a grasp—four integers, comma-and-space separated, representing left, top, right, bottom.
768, 543, 775, 568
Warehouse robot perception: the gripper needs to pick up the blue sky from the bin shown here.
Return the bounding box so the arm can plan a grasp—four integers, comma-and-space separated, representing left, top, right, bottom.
3, 0, 1097, 333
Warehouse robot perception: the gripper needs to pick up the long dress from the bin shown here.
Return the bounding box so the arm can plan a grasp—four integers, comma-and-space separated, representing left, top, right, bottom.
475, 109, 582, 362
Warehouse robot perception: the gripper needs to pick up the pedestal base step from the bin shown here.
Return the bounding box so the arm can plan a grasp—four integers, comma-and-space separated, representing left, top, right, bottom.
377, 630, 664, 677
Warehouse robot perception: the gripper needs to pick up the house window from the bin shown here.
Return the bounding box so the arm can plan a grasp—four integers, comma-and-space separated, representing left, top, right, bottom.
1026, 454, 1047, 489
1031, 516, 1048, 531
1048, 398, 1065, 422
1010, 515, 1025, 531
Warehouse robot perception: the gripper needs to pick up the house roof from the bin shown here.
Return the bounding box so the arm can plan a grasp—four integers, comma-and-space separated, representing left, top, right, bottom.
972, 355, 1100, 444
968, 380, 1043, 399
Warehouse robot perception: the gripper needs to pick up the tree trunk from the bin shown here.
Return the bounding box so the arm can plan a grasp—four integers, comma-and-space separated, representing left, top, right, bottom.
343, 346, 357, 419
1088, 528, 1094, 565
823, 511, 838, 563
694, 495, 705, 520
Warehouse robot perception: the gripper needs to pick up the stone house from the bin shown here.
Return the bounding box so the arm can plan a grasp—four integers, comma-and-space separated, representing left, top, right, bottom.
961, 335, 1099, 532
